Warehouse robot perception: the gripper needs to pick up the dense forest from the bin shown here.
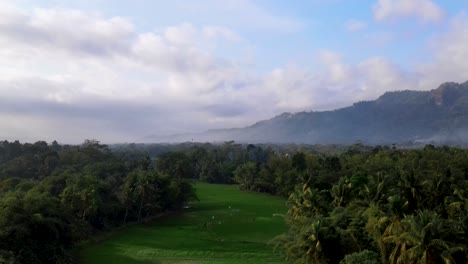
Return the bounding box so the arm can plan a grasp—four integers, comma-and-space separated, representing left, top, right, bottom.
270, 145, 468, 264
0, 140, 197, 263
1, 140, 468, 263
116, 142, 468, 263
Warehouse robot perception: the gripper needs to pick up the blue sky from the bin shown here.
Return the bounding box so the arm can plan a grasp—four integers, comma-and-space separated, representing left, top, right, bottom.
1, 0, 468, 142
16, 0, 465, 66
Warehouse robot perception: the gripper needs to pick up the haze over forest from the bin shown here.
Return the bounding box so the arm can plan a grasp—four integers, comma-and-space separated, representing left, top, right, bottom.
1, 0, 468, 144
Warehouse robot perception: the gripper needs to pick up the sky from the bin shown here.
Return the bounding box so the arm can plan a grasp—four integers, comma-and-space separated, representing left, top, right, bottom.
1, 0, 468, 143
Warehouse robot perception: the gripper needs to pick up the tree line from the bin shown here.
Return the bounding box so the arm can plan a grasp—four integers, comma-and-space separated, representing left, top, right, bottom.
2, 139, 467, 263
0, 140, 197, 263
232, 145, 468, 264
135, 142, 468, 263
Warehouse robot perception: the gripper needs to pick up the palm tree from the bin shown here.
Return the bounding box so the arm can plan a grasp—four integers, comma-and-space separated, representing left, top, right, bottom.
305, 220, 328, 264
331, 177, 353, 207
383, 210, 464, 264
398, 171, 424, 213
444, 185, 468, 262
274, 218, 329, 264
135, 171, 163, 222
358, 172, 389, 207
60, 174, 101, 221
378, 215, 404, 264
288, 184, 326, 218
364, 204, 402, 264
120, 171, 138, 225
274, 184, 332, 264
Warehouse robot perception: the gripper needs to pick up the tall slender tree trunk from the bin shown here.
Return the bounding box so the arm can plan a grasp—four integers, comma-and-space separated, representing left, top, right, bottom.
138, 190, 144, 223
123, 206, 129, 225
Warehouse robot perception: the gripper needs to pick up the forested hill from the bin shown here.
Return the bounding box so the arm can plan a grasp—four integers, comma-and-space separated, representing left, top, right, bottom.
147, 81, 468, 145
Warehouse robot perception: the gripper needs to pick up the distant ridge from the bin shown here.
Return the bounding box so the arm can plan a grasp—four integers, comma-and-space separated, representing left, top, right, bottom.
146, 81, 468, 145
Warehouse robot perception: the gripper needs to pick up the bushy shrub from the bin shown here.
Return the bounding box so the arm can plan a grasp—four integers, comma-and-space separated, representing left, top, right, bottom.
340, 250, 380, 264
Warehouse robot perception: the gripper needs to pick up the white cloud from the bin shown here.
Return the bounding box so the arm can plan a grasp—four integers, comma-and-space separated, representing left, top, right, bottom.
0, 8, 135, 57
319, 51, 352, 84
373, 0, 445, 23
0, 3, 467, 143
255, 53, 418, 113
418, 13, 468, 87
263, 66, 317, 111
356, 57, 420, 98
0, 6, 253, 142
345, 19, 367, 32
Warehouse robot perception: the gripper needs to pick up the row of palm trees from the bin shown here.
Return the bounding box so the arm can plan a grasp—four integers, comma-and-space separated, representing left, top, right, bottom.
274, 147, 468, 264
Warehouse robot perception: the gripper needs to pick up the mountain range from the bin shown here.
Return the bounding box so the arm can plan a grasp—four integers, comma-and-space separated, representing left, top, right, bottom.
146, 81, 468, 145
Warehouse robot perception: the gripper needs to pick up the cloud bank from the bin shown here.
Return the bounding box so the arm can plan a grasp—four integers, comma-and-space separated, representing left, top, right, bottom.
0, 2, 467, 143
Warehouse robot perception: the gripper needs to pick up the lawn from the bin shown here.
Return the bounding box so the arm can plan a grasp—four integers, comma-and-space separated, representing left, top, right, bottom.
79, 183, 288, 264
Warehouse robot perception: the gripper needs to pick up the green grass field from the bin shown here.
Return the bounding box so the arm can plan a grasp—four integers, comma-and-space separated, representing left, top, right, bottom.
79, 183, 288, 264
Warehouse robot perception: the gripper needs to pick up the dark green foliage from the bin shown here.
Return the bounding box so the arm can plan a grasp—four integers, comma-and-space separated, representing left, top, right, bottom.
0, 190, 76, 263
0, 140, 197, 263
233, 162, 258, 191
3, 139, 468, 263
340, 250, 380, 264
271, 146, 468, 264
96, 142, 468, 263
292, 152, 306, 171
156, 152, 193, 179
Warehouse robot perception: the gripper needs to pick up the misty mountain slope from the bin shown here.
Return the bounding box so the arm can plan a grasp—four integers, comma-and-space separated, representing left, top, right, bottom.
148, 81, 468, 144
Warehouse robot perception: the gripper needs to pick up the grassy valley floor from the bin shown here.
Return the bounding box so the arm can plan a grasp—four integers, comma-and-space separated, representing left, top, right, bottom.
79, 183, 287, 264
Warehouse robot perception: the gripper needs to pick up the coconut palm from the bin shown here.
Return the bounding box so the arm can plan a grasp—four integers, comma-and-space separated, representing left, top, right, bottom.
358, 171, 389, 207
398, 171, 424, 213
331, 177, 353, 207
288, 184, 327, 218
364, 204, 402, 264
383, 210, 464, 264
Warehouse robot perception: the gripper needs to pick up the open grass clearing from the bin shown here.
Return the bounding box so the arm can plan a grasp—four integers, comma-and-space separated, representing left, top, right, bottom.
80, 183, 287, 264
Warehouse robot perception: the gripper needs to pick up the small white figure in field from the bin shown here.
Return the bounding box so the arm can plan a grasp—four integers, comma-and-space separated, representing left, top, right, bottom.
212, 216, 215, 219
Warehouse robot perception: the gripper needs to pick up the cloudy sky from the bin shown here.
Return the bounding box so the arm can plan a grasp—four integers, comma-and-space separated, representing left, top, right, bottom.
1, 0, 468, 143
